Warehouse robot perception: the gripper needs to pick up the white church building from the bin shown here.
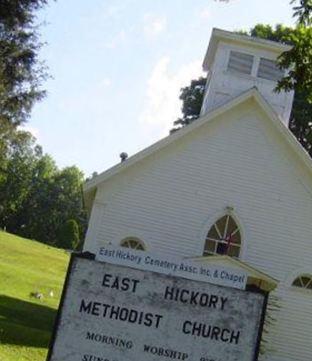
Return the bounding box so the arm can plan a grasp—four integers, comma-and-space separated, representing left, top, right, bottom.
83, 29, 312, 361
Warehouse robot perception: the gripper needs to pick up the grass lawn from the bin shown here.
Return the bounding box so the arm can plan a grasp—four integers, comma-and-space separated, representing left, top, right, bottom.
0, 231, 69, 361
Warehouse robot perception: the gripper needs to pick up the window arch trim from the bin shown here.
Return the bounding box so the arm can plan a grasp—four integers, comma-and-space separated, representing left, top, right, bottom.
200, 209, 245, 260
120, 237, 146, 251
284, 268, 312, 291
292, 274, 312, 290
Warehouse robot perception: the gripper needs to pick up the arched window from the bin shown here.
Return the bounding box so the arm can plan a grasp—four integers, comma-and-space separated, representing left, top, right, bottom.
292, 275, 312, 290
120, 238, 145, 251
203, 215, 241, 258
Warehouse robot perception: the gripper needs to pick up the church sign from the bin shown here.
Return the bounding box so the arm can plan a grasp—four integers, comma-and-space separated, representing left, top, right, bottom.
47, 253, 267, 361
96, 245, 248, 290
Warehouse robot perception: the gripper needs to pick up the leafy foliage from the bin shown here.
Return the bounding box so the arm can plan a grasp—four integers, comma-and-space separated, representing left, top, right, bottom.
248, 24, 293, 43
0, 1, 88, 248
275, 1, 312, 97
0, 130, 87, 246
291, 0, 312, 25
171, 77, 206, 132
0, 0, 49, 126
276, 26, 312, 100
57, 219, 80, 250
0, 130, 40, 228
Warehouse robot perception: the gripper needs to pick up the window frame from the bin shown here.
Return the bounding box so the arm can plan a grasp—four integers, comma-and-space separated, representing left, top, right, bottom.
120, 237, 146, 251
225, 49, 284, 83
257, 57, 284, 82
227, 50, 254, 76
203, 214, 242, 259
292, 274, 312, 291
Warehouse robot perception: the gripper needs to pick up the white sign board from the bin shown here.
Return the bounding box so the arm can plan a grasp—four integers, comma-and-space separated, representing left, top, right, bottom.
47, 254, 267, 361
97, 245, 247, 290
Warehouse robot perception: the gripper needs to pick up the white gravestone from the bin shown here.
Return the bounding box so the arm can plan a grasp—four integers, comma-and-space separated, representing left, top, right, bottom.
47, 255, 267, 361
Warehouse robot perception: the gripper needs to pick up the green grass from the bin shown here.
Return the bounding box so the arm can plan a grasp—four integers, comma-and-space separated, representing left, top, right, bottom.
0, 231, 69, 361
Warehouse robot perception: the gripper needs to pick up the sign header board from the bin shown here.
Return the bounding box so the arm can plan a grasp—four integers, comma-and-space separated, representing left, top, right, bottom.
47, 254, 267, 361
96, 245, 247, 290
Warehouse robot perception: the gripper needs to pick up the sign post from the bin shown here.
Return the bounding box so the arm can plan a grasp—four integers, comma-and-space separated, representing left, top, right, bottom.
47, 252, 268, 361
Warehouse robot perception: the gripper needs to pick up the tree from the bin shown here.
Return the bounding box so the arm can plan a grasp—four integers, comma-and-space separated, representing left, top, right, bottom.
171, 22, 312, 156
57, 219, 80, 250
17, 161, 86, 245
0, 129, 40, 230
0, 130, 87, 246
0, 1, 50, 207
16, 154, 59, 242
0, 1, 89, 247
171, 77, 206, 132
0, 0, 49, 127
277, 27, 312, 100
291, 0, 312, 25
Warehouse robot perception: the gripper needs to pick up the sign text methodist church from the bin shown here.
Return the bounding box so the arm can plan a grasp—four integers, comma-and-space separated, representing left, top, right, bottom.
47, 252, 267, 361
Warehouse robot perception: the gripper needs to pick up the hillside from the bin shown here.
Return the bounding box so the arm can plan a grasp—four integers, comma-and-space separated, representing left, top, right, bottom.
0, 231, 69, 361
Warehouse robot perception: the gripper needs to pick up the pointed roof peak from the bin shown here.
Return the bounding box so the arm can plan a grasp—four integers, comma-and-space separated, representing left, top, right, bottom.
84, 88, 312, 200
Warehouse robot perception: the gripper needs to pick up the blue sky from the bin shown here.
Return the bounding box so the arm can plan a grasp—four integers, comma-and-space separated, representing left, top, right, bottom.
26, 0, 295, 177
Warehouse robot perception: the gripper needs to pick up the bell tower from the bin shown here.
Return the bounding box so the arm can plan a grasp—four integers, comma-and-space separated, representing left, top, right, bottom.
200, 28, 294, 126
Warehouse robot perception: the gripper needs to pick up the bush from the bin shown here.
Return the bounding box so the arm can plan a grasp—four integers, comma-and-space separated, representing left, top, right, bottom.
57, 219, 80, 250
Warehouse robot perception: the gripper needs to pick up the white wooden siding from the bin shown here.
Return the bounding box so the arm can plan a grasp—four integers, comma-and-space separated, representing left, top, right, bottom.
264, 286, 312, 361
84, 100, 312, 361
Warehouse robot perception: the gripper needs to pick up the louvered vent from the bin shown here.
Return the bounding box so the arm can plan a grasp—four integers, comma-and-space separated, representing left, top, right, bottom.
257, 58, 284, 81
227, 51, 254, 75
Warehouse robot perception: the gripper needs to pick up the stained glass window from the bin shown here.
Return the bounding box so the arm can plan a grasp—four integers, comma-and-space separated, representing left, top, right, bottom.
203, 215, 241, 258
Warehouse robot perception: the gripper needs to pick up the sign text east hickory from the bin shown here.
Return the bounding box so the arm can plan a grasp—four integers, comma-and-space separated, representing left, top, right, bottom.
47, 255, 266, 361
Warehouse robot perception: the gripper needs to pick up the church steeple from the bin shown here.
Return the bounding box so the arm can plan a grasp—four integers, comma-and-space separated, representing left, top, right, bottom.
200, 28, 294, 126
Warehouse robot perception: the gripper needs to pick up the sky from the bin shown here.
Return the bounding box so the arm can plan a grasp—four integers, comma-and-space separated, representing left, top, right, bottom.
25, 0, 295, 177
